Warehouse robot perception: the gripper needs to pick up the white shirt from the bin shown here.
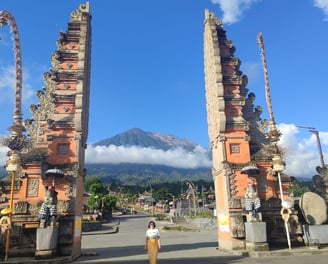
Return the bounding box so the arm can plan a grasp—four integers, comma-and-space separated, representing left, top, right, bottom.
146, 228, 160, 239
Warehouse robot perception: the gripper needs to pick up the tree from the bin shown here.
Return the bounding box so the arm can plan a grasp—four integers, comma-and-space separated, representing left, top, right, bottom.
290, 178, 311, 197
84, 176, 103, 192
88, 182, 109, 212
154, 187, 170, 200
103, 194, 117, 213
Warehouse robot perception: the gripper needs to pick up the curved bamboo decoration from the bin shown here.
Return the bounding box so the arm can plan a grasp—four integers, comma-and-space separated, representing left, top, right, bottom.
257, 32, 281, 143
0, 10, 24, 134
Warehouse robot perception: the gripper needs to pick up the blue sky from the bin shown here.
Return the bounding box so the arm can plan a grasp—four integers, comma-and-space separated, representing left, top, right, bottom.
1, 0, 328, 178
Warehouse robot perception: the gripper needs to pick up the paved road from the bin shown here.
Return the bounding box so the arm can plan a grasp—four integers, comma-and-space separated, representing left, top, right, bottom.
74, 213, 328, 264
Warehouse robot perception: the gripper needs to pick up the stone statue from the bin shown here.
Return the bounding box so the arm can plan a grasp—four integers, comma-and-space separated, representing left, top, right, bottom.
245, 178, 262, 222
38, 186, 58, 228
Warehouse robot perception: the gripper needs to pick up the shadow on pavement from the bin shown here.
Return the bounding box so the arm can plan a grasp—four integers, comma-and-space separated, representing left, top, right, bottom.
81, 241, 218, 258
161, 241, 218, 253
77, 241, 242, 263
75, 255, 245, 264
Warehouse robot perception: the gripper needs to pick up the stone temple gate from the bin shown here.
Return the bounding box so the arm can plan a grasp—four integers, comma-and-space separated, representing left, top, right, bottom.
1, 2, 324, 260
0, 3, 91, 259
203, 10, 301, 251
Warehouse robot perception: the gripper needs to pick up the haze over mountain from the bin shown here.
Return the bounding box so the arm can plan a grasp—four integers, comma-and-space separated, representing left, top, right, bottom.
86, 128, 212, 169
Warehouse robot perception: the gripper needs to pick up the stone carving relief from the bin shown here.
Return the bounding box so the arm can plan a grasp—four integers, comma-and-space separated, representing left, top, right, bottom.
51, 50, 61, 68
14, 201, 28, 214
229, 196, 242, 209
230, 214, 245, 238
242, 92, 269, 154
56, 32, 67, 50
27, 178, 39, 197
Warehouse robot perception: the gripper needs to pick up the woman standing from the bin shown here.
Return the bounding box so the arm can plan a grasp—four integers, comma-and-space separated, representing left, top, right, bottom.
145, 221, 161, 264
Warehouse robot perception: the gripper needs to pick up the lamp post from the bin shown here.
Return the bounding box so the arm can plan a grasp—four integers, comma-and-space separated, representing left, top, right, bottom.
147, 178, 154, 215
296, 126, 325, 168
272, 154, 292, 250
4, 152, 20, 261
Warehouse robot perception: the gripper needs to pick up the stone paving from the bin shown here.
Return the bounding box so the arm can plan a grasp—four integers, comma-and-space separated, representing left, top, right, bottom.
1, 213, 328, 264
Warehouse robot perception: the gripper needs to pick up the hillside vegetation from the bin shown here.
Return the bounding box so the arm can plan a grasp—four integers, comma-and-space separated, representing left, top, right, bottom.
85, 163, 212, 186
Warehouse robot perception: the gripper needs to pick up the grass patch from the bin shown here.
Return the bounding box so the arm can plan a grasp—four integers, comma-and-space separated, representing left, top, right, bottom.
162, 225, 197, 232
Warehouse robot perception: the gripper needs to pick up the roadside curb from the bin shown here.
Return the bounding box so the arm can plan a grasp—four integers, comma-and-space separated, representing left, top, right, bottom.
82, 219, 120, 236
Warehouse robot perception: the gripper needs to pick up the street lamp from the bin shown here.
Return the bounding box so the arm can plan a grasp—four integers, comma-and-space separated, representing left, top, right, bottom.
296, 126, 325, 168
147, 178, 154, 215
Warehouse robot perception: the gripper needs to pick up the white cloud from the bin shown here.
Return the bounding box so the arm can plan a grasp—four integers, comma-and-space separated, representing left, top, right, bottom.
84, 124, 326, 177
85, 145, 212, 169
210, 0, 328, 24
0, 64, 37, 105
314, 0, 328, 21
0, 65, 15, 102
278, 123, 326, 178
211, 0, 261, 24
0, 146, 8, 167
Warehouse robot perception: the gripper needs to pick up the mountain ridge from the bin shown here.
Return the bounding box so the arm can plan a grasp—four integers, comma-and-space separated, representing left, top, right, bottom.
85, 162, 212, 185
92, 128, 202, 152
86, 128, 212, 184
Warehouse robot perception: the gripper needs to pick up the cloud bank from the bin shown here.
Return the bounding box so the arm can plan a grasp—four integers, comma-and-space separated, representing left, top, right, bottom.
0, 123, 327, 178
85, 144, 212, 169
83, 123, 327, 178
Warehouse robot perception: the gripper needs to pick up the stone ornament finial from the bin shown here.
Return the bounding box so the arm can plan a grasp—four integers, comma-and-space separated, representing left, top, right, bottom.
204, 9, 222, 26
70, 2, 91, 21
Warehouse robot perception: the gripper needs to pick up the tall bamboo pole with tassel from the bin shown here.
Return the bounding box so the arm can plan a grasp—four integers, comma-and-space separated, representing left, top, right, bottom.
257, 32, 291, 250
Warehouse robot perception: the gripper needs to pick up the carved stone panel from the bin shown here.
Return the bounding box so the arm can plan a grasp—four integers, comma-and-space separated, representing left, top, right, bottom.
14, 201, 29, 214
27, 178, 39, 197
230, 214, 245, 238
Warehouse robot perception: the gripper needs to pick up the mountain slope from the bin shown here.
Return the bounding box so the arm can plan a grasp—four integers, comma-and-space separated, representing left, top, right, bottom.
92, 128, 199, 152
87, 128, 212, 184
85, 163, 212, 185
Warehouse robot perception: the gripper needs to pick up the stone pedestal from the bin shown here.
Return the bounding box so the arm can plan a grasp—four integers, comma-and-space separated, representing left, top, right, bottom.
35, 228, 58, 259
245, 222, 269, 251
303, 224, 328, 246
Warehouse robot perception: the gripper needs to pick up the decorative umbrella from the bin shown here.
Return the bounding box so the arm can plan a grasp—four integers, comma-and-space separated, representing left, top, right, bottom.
45, 168, 64, 186
241, 165, 260, 175
1, 208, 12, 215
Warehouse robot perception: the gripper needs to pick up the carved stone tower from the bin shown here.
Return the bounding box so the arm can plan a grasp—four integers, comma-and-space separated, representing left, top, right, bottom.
203, 10, 299, 251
